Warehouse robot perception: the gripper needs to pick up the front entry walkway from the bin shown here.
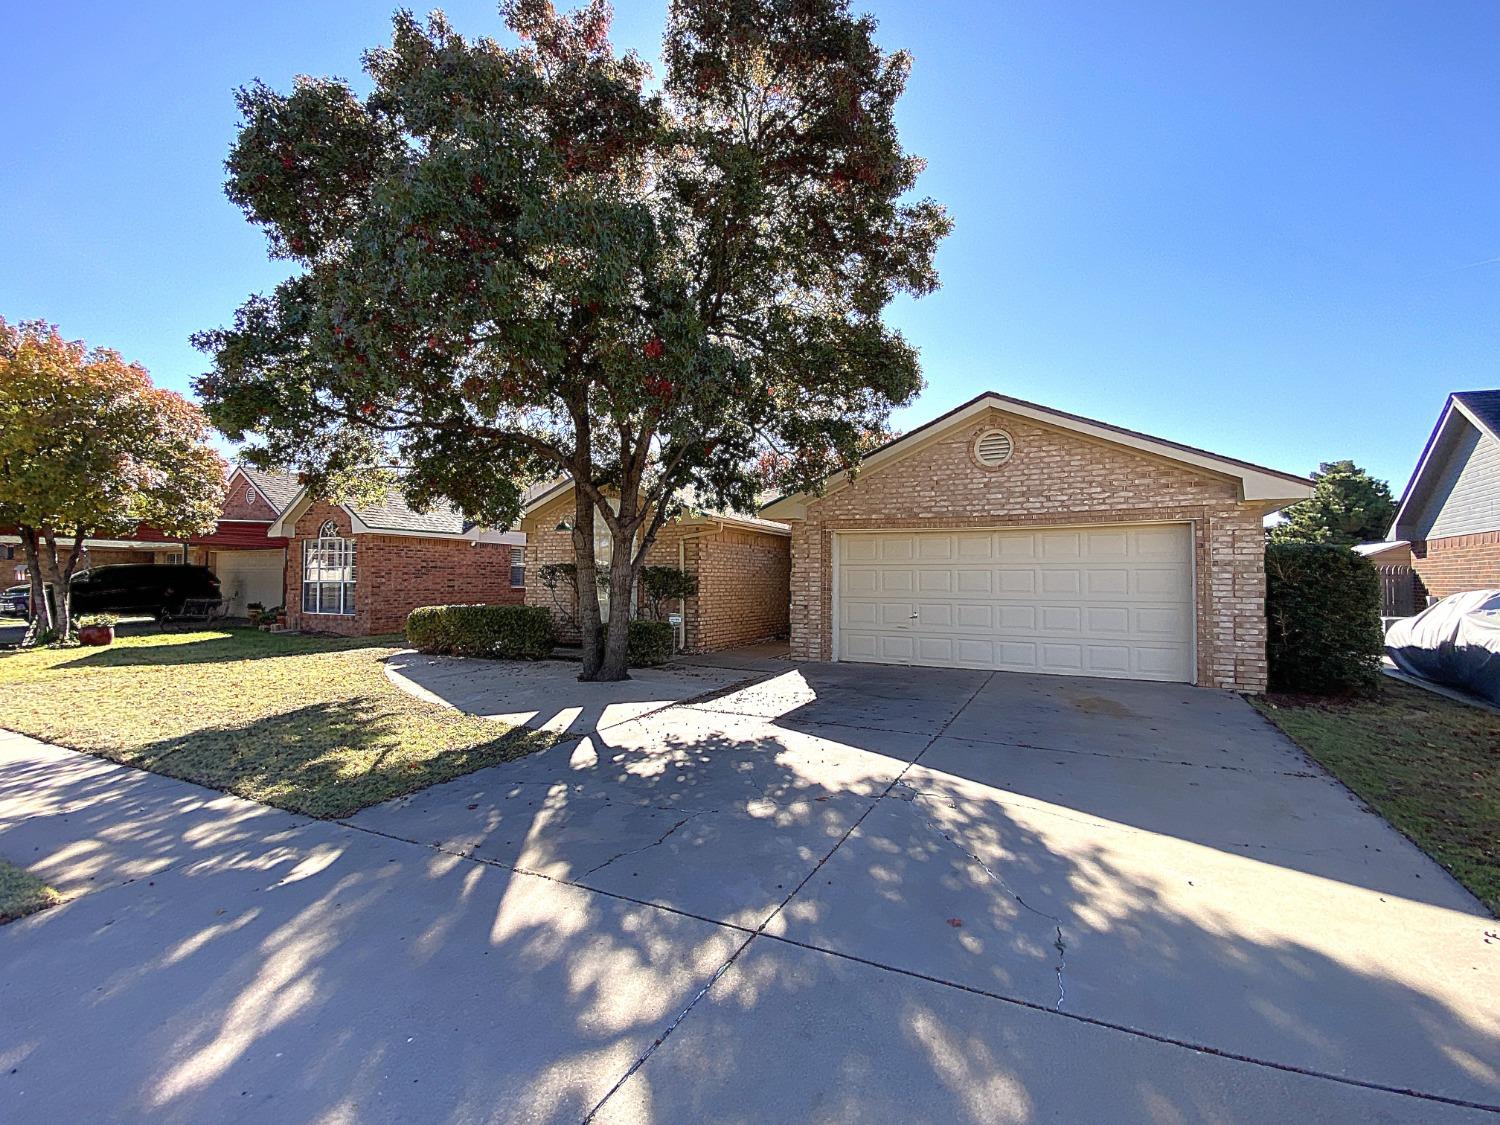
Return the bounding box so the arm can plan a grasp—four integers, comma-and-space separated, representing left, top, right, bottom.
2, 664, 1497, 1122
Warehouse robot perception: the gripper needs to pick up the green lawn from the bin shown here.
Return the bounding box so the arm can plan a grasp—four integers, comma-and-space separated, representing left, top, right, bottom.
1254, 681, 1500, 915
0, 859, 60, 924
0, 629, 554, 818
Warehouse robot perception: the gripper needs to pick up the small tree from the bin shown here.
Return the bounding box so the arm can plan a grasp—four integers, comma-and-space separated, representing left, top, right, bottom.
1269, 460, 1396, 547
194, 0, 949, 681
640, 564, 697, 621
1265, 542, 1383, 694
0, 320, 226, 644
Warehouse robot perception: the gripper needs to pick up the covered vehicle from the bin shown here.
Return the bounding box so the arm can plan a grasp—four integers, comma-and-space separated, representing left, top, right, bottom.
69, 564, 221, 619
1385, 590, 1500, 705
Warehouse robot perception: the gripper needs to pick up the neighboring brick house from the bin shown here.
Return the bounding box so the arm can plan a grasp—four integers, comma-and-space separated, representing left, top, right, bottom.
270, 484, 526, 636
519, 481, 790, 653
760, 392, 1313, 693
0, 465, 294, 614
1389, 390, 1500, 602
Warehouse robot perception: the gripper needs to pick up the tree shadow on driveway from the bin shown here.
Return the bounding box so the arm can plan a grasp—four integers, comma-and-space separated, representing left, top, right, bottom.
3, 665, 1499, 1121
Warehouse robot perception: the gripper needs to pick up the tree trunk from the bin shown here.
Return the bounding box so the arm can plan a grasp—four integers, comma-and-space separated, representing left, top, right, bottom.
38, 530, 76, 643
18, 527, 51, 647
572, 490, 605, 680
597, 535, 636, 681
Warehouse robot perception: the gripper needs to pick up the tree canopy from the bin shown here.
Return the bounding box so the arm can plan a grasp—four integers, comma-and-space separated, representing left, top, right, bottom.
0, 318, 226, 641
1268, 459, 1397, 547
194, 0, 950, 678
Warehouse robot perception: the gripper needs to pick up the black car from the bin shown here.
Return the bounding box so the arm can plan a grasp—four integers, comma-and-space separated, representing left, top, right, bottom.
70, 564, 222, 618
0, 584, 29, 617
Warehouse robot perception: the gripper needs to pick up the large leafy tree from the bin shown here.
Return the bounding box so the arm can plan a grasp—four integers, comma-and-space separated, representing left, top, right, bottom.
0, 320, 226, 644
1268, 459, 1397, 547
195, 0, 950, 679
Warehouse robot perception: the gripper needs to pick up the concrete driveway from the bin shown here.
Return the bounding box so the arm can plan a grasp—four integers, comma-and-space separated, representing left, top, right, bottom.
2, 660, 1497, 1123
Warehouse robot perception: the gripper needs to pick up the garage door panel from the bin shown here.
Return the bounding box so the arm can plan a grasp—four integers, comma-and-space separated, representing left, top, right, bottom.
1136, 567, 1188, 595
1040, 606, 1083, 632
996, 570, 1035, 594
1087, 569, 1130, 595
958, 534, 996, 560
1135, 646, 1187, 676
1136, 607, 1188, 636
879, 635, 915, 661
996, 605, 1036, 630
880, 602, 916, 626
1041, 643, 1084, 671
996, 535, 1035, 560
880, 570, 915, 593
1135, 526, 1188, 558
1087, 645, 1132, 674
879, 537, 915, 562
916, 636, 954, 663
916, 604, 953, 627
1086, 607, 1131, 634
996, 641, 1038, 667
1040, 569, 1081, 594
917, 570, 953, 592
916, 536, 954, 561
952, 604, 992, 629
1084, 529, 1130, 558
955, 570, 993, 594
837, 524, 1194, 683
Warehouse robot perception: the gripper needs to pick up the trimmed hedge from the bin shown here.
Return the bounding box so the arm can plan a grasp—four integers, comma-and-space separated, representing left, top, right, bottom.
406, 604, 555, 660
600, 619, 675, 667
1264, 542, 1383, 695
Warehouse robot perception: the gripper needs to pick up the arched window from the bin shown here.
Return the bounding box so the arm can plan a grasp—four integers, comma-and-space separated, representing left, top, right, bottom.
302, 522, 356, 616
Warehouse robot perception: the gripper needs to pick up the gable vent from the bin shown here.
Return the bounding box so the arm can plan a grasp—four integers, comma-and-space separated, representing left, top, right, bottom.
974, 428, 1014, 467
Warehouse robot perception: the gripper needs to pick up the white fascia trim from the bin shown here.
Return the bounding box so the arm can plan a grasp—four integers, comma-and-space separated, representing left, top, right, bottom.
1389, 399, 1474, 539
680, 513, 790, 537
762, 394, 1313, 520
267, 487, 315, 538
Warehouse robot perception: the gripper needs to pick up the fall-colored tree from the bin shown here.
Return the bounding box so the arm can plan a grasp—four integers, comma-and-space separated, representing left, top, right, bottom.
194, 0, 950, 680
0, 320, 226, 644
1268, 460, 1396, 547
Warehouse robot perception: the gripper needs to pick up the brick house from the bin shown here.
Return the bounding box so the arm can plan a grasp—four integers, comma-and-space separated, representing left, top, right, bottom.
271, 483, 526, 636
1389, 390, 1500, 602
519, 480, 790, 653
759, 392, 1313, 693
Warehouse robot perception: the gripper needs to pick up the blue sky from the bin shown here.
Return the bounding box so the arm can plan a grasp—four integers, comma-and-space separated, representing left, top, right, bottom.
3, 1, 1497, 493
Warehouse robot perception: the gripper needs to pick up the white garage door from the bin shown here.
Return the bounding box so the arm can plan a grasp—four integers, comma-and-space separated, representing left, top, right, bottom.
836, 524, 1195, 682
213, 550, 286, 616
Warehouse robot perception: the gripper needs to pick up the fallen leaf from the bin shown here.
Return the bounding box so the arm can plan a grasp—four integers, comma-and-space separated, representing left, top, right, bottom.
946, 917, 963, 928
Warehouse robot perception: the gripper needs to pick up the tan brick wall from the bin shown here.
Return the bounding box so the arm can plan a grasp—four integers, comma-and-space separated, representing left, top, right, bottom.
284, 500, 523, 636
695, 527, 791, 649
786, 408, 1271, 692
221, 471, 282, 522
1411, 531, 1500, 601
519, 490, 790, 653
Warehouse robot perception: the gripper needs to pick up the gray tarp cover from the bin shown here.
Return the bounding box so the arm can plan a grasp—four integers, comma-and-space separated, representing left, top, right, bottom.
1385, 589, 1500, 705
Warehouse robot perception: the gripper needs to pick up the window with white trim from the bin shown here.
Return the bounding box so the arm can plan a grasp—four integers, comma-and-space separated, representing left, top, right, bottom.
510, 545, 525, 588
302, 524, 356, 615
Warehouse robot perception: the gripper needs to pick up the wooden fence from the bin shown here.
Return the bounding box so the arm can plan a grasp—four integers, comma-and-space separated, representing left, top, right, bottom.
1376, 564, 1415, 618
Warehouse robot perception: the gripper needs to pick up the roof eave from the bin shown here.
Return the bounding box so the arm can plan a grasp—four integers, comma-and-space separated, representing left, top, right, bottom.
760, 392, 1314, 518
